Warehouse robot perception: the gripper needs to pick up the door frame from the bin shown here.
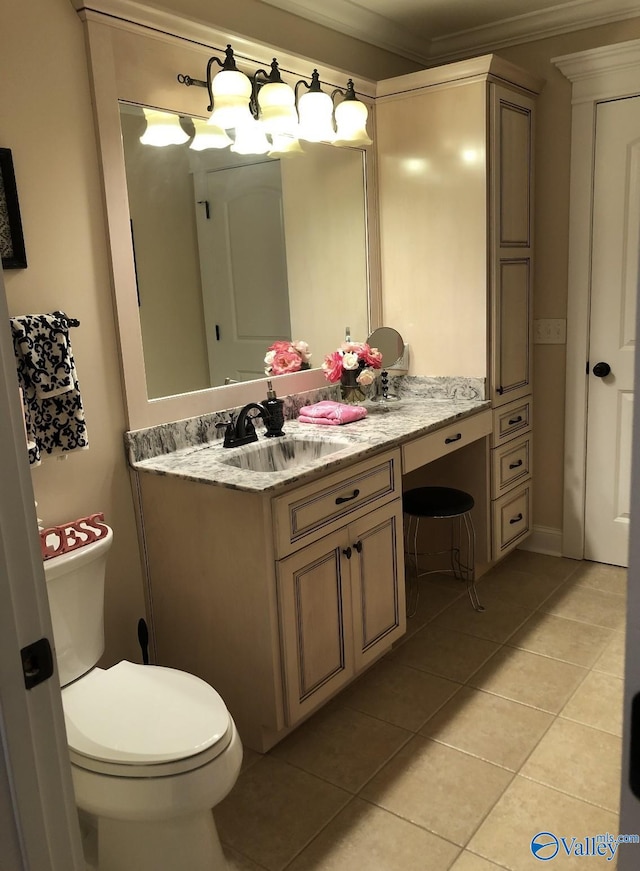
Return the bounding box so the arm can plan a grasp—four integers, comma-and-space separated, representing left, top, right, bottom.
554, 38, 640, 559
0, 269, 84, 869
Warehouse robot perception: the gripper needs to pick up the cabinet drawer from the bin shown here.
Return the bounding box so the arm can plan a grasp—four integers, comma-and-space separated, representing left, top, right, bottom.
273, 449, 400, 557
402, 409, 492, 474
492, 396, 532, 447
492, 480, 531, 559
491, 433, 531, 499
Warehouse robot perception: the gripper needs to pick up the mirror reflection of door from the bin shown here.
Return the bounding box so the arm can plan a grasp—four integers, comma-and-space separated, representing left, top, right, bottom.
196, 162, 292, 384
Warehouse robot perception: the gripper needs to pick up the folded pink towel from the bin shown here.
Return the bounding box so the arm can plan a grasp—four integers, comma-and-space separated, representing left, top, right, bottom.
298, 400, 367, 425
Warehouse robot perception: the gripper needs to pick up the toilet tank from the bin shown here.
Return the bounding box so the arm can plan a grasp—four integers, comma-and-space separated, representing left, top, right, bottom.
43, 526, 113, 688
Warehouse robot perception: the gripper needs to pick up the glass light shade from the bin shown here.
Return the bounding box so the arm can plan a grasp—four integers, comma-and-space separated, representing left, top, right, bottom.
230, 119, 270, 155
268, 134, 304, 159
189, 118, 232, 151
209, 69, 253, 129
139, 109, 189, 146
333, 99, 372, 147
297, 90, 335, 143
258, 82, 298, 135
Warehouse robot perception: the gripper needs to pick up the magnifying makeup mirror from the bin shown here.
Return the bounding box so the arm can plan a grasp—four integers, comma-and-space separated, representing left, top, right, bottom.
367, 326, 405, 404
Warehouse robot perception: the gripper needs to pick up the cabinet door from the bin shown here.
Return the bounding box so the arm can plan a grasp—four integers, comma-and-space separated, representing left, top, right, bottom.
490, 85, 535, 407
349, 501, 406, 673
277, 531, 355, 725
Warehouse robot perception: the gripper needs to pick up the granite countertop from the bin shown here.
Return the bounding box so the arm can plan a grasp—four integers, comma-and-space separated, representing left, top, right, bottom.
130, 397, 491, 494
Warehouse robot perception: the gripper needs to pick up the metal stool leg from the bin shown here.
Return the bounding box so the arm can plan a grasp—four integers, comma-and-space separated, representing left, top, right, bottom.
405, 513, 419, 618
462, 510, 483, 612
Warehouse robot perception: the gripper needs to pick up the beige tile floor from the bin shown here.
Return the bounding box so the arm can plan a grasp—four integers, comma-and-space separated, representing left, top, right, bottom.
215, 551, 627, 871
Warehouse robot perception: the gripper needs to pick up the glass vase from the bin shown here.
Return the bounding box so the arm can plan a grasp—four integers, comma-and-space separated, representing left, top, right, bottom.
340, 369, 368, 404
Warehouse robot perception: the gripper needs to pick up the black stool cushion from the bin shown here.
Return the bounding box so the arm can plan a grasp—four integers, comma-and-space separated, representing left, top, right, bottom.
403, 486, 474, 518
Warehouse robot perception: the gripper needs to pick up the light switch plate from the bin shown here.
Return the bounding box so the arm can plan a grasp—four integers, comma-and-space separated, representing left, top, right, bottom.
534, 318, 566, 344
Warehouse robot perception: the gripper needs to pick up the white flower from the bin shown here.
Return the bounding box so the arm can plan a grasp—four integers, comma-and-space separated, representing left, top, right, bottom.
342, 352, 360, 370
293, 340, 311, 363
357, 367, 376, 386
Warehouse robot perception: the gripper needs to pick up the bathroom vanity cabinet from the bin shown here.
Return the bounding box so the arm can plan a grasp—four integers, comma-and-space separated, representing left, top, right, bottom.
376, 56, 543, 558
136, 448, 405, 752
274, 451, 405, 724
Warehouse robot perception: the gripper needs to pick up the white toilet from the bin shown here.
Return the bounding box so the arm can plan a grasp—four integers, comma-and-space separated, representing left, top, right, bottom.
43, 524, 242, 871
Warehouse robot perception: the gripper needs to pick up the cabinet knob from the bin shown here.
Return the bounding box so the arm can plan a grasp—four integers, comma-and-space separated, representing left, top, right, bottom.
353, 540, 362, 553
592, 361, 611, 378
342, 546, 352, 559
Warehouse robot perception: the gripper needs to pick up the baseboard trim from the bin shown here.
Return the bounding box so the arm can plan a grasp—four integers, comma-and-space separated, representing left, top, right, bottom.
518, 525, 563, 557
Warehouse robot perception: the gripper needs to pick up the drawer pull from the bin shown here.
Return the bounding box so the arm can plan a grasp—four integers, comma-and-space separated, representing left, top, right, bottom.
509, 513, 523, 525
342, 546, 352, 559
508, 415, 523, 426
444, 433, 462, 444
335, 489, 360, 505
508, 459, 523, 469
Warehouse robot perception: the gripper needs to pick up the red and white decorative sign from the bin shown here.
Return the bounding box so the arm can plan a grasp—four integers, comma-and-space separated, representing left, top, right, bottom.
40, 512, 109, 561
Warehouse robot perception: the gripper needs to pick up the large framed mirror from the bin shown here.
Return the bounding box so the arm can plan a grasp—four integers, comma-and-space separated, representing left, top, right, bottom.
81, 9, 380, 430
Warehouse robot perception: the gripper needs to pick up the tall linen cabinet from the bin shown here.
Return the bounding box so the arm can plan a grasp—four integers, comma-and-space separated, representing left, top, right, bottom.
375, 56, 544, 560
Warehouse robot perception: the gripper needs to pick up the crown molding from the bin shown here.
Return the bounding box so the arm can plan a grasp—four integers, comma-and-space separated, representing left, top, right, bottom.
254, 0, 434, 64
429, 0, 640, 62
259, 0, 640, 64
553, 36, 640, 101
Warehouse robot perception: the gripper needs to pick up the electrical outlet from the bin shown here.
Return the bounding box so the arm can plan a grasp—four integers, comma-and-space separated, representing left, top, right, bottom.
533, 318, 566, 344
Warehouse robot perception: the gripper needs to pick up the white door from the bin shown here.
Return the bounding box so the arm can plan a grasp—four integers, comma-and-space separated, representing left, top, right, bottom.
0, 270, 84, 869
196, 161, 292, 384
584, 96, 640, 567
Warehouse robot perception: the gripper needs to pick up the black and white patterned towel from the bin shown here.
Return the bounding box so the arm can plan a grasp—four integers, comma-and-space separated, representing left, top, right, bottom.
10, 311, 88, 464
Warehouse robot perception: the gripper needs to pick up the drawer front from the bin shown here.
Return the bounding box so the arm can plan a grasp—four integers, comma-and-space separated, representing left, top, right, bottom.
492, 396, 532, 447
274, 450, 400, 557
402, 409, 492, 474
492, 481, 531, 560
491, 433, 531, 499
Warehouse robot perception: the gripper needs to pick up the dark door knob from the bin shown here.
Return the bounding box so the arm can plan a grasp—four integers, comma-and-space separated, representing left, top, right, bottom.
593, 361, 611, 377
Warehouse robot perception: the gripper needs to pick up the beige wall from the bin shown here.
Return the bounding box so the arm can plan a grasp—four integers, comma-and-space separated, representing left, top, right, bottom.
498, 19, 640, 532
0, 0, 417, 668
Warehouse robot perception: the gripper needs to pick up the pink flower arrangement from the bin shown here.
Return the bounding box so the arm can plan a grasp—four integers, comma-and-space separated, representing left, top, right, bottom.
264, 340, 312, 376
321, 341, 383, 386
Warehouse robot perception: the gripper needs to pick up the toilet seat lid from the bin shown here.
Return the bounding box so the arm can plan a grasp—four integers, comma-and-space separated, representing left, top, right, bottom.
63, 661, 231, 765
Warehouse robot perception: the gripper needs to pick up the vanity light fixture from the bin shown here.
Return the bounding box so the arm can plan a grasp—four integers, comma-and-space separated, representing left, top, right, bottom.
268, 134, 305, 159
175, 44, 372, 154
139, 108, 189, 147
253, 59, 298, 136
206, 45, 253, 131
230, 118, 271, 155
189, 118, 232, 151
295, 70, 335, 143
332, 80, 372, 147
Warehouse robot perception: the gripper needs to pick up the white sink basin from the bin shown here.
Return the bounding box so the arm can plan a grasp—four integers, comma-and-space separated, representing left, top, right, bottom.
220, 436, 350, 473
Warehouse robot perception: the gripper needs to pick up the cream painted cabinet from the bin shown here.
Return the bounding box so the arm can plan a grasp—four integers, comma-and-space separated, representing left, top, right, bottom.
376, 56, 543, 560
136, 448, 404, 752
277, 500, 405, 725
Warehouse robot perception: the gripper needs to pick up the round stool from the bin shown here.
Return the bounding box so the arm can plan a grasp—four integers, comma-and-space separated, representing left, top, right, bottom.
403, 486, 484, 614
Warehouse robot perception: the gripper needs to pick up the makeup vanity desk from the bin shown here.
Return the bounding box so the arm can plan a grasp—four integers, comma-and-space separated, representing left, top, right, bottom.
128, 396, 529, 751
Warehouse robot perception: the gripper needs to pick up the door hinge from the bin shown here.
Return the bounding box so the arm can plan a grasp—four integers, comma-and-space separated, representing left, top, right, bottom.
20, 637, 54, 690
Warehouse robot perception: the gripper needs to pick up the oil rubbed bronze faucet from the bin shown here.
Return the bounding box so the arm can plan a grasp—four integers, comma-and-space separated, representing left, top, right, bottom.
217, 399, 285, 447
